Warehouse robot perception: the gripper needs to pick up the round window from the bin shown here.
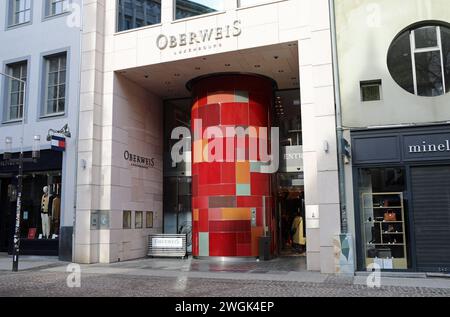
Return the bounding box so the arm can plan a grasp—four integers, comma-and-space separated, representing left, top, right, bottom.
387, 23, 450, 97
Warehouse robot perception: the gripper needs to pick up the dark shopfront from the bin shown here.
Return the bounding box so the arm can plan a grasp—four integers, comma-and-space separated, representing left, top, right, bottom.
352, 125, 450, 273
0, 150, 62, 256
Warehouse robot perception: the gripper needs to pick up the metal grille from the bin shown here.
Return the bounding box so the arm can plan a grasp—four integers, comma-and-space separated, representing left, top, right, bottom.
411, 166, 450, 273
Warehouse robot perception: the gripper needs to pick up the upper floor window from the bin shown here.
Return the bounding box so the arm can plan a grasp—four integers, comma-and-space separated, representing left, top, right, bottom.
43, 53, 67, 116
4, 61, 27, 122
45, 0, 69, 17
8, 0, 32, 27
117, 0, 161, 32
238, 0, 274, 7
388, 23, 450, 97
175, 0, 224, 20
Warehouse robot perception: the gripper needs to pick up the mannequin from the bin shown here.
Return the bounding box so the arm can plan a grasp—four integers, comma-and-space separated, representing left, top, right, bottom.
41, 186, 50, 239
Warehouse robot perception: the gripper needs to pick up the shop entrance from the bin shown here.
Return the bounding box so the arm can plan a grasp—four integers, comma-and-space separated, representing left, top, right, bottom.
276, 173, 305, 257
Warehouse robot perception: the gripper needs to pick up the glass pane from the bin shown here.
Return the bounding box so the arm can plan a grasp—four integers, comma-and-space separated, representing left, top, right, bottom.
9, 106, 19, 120
358, 168, 409, 270
117, 0, 161, 32
414, 26, 438, 49
175, 0, 224, 20
59, 70, 66, 84
387, 32, 415, 94
58, 85, 66, 99
239, 0, 273, 7
441, 27, 450, 93
49, 58, 59, 72
47, 99, 57, 114
10, 93, 19, 106
48, 73, 58, 86
415, 51, 444, 97
57, 99, 65, 112
48, 86, 58, 99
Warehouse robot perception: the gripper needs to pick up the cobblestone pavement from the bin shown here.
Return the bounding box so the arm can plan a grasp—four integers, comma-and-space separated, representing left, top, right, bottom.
0, 255, 449, 297
0, 268, 449, 297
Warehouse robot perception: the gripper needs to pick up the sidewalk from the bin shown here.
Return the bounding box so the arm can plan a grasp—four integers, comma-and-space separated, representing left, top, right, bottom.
0, 253, 64, 271
1, 253, 450, 290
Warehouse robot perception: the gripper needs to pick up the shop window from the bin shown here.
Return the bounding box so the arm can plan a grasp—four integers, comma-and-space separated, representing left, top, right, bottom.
123, 210, 132, 229
117, 0, 161, 32
135, 211, 143, 229
146, 211, 153, 228
175, 0, 224, 20
360, 80, 382, 102
388, 23, 450, 97
45, 0, 69, 17
358, 168, 410, 270
4, 61, 27, 122
7, 0, 32, 27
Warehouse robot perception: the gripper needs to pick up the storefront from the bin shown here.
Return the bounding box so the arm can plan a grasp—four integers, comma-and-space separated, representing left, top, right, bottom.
0, 150, 63, 256
352, 125, 450, 273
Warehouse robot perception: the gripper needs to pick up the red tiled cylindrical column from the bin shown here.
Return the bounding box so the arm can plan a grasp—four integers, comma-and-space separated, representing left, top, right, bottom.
189, 73, 275, 257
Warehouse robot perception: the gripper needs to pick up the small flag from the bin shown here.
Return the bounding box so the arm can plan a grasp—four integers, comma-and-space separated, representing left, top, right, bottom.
51, 136, 66, 152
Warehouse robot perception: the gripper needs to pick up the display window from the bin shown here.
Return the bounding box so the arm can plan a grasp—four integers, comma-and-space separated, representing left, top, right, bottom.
19, 171, 62, 241
358, 167, 410, 270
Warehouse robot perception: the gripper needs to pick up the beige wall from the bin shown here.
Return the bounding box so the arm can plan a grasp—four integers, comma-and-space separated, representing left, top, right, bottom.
336, 0, 450, 128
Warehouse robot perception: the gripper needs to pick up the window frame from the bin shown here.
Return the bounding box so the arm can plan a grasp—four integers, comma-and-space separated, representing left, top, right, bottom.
410, 26, 447, 96
1, 57, 30, 125
44, 0, 70, 19
174, 0, 225, 21
116, 0, 162, 33
123, 210, 132, 229
41, 51, 68, 118
5, 62, 27, 122
7, 0, 33, 28
135, 211, 143, 229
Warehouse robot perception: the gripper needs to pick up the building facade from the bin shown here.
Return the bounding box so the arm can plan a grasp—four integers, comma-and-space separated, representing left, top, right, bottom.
0, 0, 81, 260
335, 0, 450, 272
74, 0, 344, 274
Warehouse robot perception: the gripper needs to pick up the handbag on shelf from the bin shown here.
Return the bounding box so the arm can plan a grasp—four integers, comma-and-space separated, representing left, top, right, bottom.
384, 210, 397, 222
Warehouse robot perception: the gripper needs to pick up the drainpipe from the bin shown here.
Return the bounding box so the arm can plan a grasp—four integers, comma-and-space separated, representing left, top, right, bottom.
329, 0, 348, 233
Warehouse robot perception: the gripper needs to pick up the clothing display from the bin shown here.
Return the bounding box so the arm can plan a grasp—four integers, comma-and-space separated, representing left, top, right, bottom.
41, 193, 50, 214
52, 196, 61, 235
41, 213, 50, 239
292, 215, 306, 246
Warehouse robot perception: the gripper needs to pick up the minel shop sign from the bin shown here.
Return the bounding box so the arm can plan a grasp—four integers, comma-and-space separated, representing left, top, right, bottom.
156, 20, 242, 50
352, 127, 450, 165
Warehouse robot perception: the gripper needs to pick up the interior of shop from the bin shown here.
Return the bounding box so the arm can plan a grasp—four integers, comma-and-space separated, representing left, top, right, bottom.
0, 150, 62, 256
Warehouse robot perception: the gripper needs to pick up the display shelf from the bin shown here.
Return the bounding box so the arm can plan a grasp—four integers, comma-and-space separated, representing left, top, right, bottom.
361, 192, 408, 270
